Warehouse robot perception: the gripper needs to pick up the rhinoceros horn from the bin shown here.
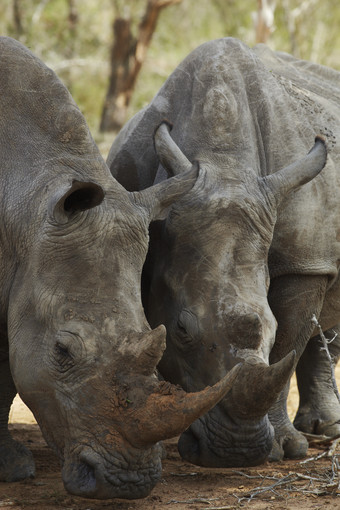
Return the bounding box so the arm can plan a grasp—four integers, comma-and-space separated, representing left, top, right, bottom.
121, 363, 242, 448
228, 350, 296, 420
263, 136, 327, 201
129, 122, 199, 219
153, 121, 192, 176
117, 325, 167, 376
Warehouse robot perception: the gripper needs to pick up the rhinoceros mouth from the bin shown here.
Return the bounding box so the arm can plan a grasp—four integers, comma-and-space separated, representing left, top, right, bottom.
178, 412, 274, 468
62, 446, 162, 499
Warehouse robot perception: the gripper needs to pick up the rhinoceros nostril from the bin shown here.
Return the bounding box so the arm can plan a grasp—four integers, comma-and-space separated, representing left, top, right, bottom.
78, 452, 98, 487
80, 461, 96, 491
62, 455, 97, 496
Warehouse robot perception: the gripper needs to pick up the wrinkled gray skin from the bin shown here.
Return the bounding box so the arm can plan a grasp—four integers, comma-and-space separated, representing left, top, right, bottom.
108, 37, 340, 467
0, 37, 242, 499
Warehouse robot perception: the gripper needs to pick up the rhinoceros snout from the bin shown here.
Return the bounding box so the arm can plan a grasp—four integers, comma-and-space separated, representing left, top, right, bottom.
61, 448, 161, 499
178, 413, 274, 468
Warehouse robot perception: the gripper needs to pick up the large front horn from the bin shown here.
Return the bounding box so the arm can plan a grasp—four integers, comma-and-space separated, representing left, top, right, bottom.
264, 136, 327, 203
227, 350, 296, 420
123, 363, 242, 447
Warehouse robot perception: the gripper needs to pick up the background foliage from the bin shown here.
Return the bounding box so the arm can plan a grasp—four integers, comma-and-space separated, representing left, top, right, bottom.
1, 0, 339, 150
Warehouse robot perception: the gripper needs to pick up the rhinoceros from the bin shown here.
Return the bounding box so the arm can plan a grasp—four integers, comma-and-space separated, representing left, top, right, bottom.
107, 37, 340, 467
0, 36, 241, 499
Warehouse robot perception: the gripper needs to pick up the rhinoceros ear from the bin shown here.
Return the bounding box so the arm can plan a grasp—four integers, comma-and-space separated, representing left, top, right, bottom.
132, 162, 199, 221
51, 180, 105, 224
264, 136, 327, 202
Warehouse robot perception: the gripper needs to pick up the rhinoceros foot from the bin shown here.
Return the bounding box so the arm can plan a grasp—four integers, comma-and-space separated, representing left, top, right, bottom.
294, 331, 340, 439
268, 409, 308, 462
294, 406, 340, 438
268, 428, 308, 462
0, 438, 35, 481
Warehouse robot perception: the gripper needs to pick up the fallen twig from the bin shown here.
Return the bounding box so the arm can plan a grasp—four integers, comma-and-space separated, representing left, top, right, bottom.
299, 450, 328, 464
233, 473, 299, 503
329, 437, 340, 457
167, 496, 220, 505
302, 431, 340, 446
169, 471, 198, 477
204, 506, 237, 510
232, 470, 267, 479
232, 453, 340, 503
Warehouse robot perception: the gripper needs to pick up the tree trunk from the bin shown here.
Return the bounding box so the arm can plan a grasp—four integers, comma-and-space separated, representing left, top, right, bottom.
66, 0, 79, 59
100, 0, 182, 133
13, 0, 23, 36
254, 0, 276, 44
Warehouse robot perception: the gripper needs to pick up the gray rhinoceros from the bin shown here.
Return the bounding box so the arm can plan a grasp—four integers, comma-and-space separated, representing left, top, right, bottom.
107, 37, 340, 467
0, 37, 241, 499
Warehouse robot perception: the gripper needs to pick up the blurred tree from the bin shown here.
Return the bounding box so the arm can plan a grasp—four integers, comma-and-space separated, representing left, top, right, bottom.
279, 0, 322, 58
99, 0, 182, 133
13, 0, 23, 37
254, 0, 276, 43
66, 0, 79, 58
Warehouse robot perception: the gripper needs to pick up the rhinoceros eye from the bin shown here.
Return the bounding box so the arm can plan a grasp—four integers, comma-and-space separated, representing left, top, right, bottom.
54, 340, 75, 372
176, 310, 199, 352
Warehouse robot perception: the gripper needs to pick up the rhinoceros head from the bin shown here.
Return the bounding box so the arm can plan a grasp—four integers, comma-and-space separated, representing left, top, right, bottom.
144, 122, 327, 468
1, 38, 240, 499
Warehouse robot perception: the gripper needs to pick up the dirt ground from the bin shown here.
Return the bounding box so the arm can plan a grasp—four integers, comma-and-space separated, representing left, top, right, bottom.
2, 371, 340, 510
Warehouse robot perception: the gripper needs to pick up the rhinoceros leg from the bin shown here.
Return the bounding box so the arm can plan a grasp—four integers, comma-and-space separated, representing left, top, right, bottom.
267, 273, 328, 461
0, 357, 35, 481
294, 327, 340, 437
